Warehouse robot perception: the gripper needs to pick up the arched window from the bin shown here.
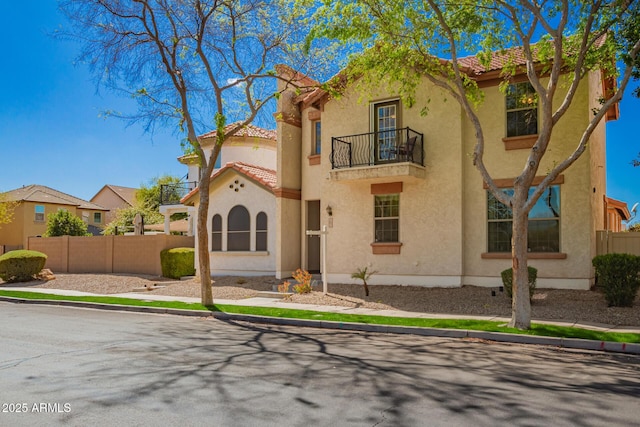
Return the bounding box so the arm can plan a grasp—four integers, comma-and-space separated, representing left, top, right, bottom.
256, 212, 267, 251
227, 206, 250, 251
211, 214, 222, 251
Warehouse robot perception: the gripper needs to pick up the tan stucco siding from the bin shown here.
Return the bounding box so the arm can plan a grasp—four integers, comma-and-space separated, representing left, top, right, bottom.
0, 203, 26, 247
462, 77, 598, 288
588, 69, 607, 254
91, 188, 131, 224
0, 199, 126, 249
302, 79, 466, 282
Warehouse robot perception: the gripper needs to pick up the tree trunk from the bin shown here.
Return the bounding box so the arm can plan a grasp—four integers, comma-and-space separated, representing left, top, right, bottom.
509, 205, 531, 329
197, 177, 213, 306
364, 281, 369, 297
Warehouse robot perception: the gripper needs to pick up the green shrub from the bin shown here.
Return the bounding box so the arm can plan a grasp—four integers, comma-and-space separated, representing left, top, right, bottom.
160, 247, 195, 279
500, 266, 537, 300
592, 253, 640, 307
0, 250, 48, 283
45, 210, 89, 237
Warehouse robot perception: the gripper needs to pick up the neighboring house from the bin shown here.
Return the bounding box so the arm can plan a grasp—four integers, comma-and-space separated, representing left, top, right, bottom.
170, 123, 279, 274
262, 52, 620, 290
90, 184, 138, 224
605, 197, 632, 232
0, 184, 108, 249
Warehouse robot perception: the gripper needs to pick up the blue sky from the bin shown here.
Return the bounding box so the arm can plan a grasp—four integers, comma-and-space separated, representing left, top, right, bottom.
1, 3, 639, 221
0, 3, 185, 201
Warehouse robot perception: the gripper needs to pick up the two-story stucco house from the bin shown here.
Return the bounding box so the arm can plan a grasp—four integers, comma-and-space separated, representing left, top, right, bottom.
267, 52, 619, 290
0, 185, 109, 251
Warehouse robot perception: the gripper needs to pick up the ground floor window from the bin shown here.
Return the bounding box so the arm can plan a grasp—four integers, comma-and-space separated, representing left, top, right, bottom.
487, 185, 560, 252
211, 214, 222, 251
374, 194, 399, 242
256, 212, 267, 251
227, 205, 250, 251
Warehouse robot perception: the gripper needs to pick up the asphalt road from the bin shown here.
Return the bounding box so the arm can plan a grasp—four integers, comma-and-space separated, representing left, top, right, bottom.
0, 303, 639, 427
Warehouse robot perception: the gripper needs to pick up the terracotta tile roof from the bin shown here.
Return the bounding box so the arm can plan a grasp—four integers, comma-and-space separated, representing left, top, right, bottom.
199, 122, 277, 141
180, 161, 277, 204
228, 162, 277, 189
5, 184, 108, 211
451, 35, 609, 76
297, 41, 582, 106
457, 46, 530, 75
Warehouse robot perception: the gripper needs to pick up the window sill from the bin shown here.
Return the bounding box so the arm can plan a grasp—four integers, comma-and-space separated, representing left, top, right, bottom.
481, 252, 567, 259
211, 251, 270, 256
371, 242, 402, 254
308, 154, 321, 165
502, 134, 538, 150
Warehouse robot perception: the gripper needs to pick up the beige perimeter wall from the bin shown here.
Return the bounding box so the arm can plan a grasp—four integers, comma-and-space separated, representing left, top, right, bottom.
596, 231, 640, 256
28, 235, 194, 276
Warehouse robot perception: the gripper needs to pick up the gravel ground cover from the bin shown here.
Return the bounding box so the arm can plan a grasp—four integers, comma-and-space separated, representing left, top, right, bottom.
2, 273, 639, 327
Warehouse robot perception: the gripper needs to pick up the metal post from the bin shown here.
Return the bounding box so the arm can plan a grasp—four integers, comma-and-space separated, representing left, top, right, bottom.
321, 225, 328, 295
306, 225, 329, 295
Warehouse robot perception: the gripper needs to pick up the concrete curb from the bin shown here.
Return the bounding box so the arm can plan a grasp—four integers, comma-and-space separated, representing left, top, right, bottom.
1, 295, 639, 355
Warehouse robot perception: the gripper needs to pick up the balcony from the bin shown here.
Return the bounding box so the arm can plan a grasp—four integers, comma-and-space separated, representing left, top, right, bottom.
330, 127, 425, 181
159, 181, 198, 206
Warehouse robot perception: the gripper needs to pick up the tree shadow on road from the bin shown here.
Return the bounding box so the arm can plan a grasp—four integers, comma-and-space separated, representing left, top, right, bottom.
51, 316, 640, 426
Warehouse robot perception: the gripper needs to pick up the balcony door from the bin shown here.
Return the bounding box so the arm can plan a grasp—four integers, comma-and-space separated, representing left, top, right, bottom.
374, 100, 399, 164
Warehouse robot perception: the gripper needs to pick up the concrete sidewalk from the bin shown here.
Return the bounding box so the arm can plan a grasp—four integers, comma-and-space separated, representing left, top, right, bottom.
1, 286, 639, 354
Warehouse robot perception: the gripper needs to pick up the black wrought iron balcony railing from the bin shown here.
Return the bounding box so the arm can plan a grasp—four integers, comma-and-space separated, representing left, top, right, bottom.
331, 127, 424, 169
159, 181, 198, 205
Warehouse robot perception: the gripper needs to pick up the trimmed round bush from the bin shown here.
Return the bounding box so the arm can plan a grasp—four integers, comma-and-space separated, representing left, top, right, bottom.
0, 250, 48, 283
592, 253, 640, 307
500, 266, 537, 300
160, 247, 195, 279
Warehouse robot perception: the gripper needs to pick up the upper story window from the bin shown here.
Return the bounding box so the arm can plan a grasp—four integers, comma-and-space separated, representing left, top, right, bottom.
374, 194, 399, 242
35, 205, 45, 222
487, 185, 560, 253
313, 121, 321, 155
506, 82, 538, 137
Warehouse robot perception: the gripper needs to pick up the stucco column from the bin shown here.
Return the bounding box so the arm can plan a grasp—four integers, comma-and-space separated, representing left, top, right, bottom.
164, 213, 171, 235
273, 76, 303, 279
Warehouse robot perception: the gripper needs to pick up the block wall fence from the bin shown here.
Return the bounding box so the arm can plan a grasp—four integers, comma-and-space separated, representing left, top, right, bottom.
28, 235, 195, 276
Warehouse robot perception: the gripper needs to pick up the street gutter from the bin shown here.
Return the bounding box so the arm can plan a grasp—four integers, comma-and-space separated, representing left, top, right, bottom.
1, 294, 639, 355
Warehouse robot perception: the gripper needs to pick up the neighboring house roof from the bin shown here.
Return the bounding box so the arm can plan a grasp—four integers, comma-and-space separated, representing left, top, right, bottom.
91, 184, 138, 206
606, 196, 631, 221
5, 184, 108, 211
181, 161, 277, 205
199, 122, 277, 141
